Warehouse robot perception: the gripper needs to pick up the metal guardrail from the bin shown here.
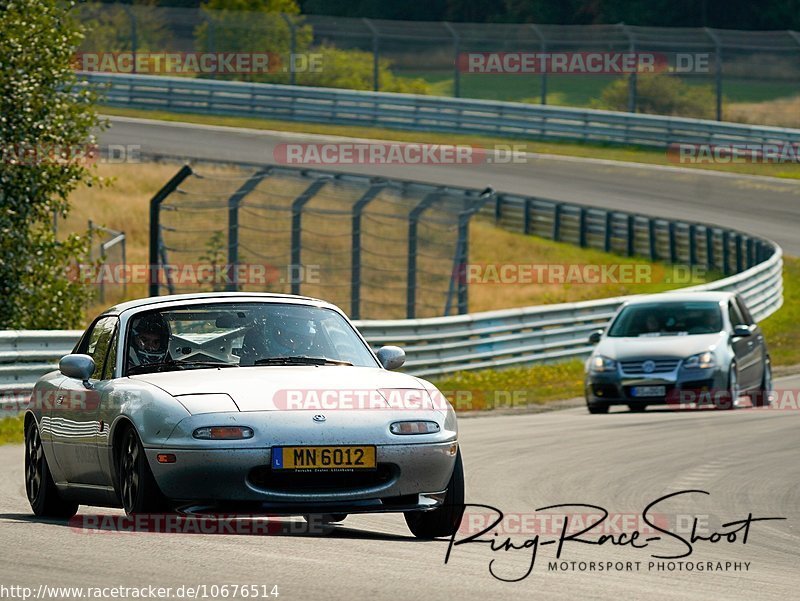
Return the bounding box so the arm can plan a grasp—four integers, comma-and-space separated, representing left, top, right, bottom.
82, 72, 800, 148
0, 205, 783, 395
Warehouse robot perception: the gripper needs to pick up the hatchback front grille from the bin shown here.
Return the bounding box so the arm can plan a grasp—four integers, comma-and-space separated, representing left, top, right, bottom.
620, 359, 680, 374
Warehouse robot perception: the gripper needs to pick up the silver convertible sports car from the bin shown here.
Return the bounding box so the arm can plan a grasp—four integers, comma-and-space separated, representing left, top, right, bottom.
24, 293, 463, 538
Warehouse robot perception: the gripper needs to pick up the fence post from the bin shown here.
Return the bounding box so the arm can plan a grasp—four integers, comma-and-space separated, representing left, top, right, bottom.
407, 191, 441, 319
578, 208, 587, 247
225, 169, 270, 292
603, 211, 613, 252
620, 23, 637, 113
705, 227, 715, 271
668, 222, 677, 263
282, 14, 297, 86
552, 203, 562, 241
122, 5, 138, 74
529, 24, 548, 105
648, 218, 657, 260
350, 182, 385, 319
363, 18, 380, 92
290, 176, 330, 296
705, 28, 723, 121
626, 215, 635, 256
443, 22, 460, 98
523, 199, 532, 235
688, 224, 697, 265
148, 165, 193, 297
722, 230, 731, 274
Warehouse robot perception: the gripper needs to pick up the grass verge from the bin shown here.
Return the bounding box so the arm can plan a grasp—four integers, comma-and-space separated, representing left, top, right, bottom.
101, 107, 800, 181
0, 414, 24, 445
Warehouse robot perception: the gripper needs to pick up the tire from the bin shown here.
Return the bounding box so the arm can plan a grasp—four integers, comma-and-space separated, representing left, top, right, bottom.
719, 364, 739, 410
25, 419, 78, 519
405, 449, 465, 539
117, 426, 167, 514
753, 358, 773, 407
587, 403, 609, 414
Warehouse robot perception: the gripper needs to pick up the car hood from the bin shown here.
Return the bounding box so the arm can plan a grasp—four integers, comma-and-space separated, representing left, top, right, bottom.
594, 332, 726, 360
129, 366, 435, 413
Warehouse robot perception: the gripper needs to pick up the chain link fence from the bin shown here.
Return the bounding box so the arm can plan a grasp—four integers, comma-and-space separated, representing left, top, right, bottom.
72, 4, 800, 121
148, 163, 491, 320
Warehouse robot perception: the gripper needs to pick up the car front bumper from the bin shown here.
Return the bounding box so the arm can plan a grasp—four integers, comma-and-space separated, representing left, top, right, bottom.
145, 440, 458, 513
585, 366, 728, 407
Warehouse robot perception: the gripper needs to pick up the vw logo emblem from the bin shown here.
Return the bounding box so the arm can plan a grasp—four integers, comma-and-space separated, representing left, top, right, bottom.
312, 414, 326, 423
642, 360, 656, 373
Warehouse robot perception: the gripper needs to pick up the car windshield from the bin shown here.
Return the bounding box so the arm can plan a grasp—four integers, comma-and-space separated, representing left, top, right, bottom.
125, 302, 378, 375
607, 301, 723, 338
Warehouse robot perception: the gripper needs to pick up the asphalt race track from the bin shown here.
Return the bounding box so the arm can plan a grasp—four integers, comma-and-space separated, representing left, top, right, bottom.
102, 116, 800, 255
0, 117, 797, 600
1, 374, 798, 599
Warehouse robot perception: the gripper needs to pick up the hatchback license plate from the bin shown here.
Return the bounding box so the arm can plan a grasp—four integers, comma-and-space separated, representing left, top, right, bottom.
631, 385, 666, 397
272, 446, 376, 470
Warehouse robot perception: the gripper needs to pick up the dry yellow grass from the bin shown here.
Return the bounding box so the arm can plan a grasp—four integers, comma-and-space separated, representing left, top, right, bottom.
726, 96, 800, 128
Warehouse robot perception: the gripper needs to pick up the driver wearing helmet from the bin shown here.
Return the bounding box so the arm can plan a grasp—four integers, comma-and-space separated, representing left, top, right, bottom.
268, 314, 316, 356
127, 313, 171, 370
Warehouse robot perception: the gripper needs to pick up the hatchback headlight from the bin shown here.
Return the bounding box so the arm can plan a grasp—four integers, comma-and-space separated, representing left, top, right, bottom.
590, 355, 617, 373
684, 351, 716, 369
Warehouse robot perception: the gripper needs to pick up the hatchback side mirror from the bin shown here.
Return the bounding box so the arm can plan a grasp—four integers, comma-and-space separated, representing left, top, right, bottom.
59, 354, 95, 381
732, 325, 753, 338
376, 346, 406, 370
588, 330, 603, 345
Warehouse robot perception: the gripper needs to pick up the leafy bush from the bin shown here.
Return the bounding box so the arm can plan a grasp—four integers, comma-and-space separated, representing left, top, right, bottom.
0, 0, 100, 329
593, 74, 716, 119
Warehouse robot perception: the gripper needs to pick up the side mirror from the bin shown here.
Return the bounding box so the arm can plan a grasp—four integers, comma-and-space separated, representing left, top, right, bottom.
732, 325, 753, 338
59, 354, 95, 381
588, 330, 603, 345
376, 346, 405, 370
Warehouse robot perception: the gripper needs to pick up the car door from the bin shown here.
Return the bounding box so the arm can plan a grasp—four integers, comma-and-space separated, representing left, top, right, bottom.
727, 300, 760, 391
735, 295, 766, 387
51, 316, 118, 485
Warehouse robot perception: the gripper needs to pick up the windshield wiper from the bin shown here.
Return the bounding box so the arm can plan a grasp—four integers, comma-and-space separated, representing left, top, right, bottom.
128, 360, 238, 375
252, 356, 352, 366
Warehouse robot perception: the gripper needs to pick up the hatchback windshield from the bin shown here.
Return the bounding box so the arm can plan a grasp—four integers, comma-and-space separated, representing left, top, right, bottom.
607, 301, 723, 338
125, 302, 378, 375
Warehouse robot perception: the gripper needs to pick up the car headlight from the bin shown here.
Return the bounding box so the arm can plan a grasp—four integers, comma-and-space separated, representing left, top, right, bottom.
193, 426, 254, 440
590, 355, 617, 373
684, 351, 716, 369
390, 420, 440, 435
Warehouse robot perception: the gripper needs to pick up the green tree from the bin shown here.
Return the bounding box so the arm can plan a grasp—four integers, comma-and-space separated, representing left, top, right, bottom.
0, 0, 102, 328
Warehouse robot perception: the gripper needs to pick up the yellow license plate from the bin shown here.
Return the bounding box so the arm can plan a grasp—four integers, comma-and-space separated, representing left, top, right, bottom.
272, 446, 376, 470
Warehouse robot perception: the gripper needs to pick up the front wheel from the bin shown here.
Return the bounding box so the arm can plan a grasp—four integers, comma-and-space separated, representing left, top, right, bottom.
118, 427, 167, 514
719, 364, 739, 410
753, 358, 773, 407
405, 449, 465, 539
25, 420, 78, 519
587, 403, 609, 414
